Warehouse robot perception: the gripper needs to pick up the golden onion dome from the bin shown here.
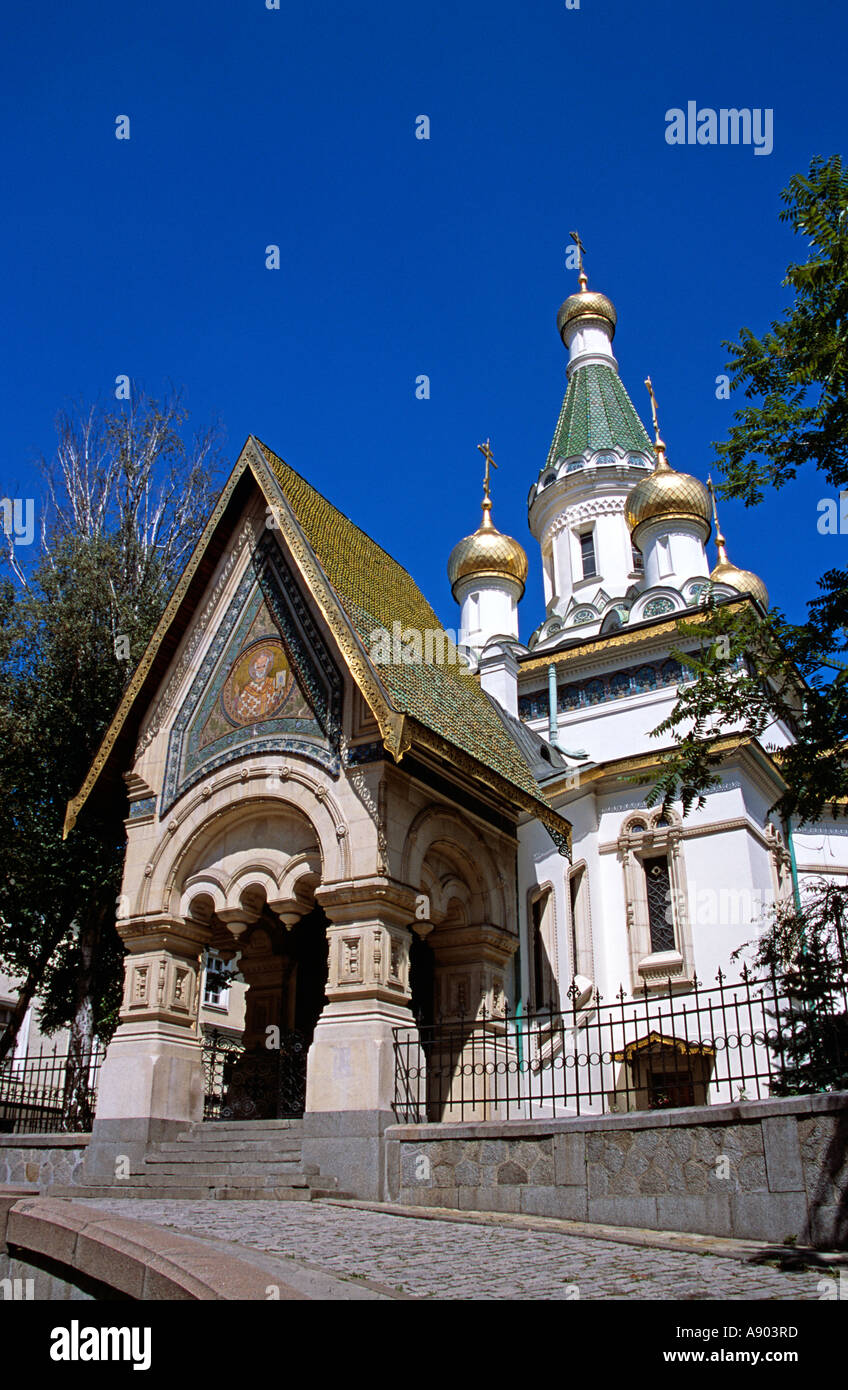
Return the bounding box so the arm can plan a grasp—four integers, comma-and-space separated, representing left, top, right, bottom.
709, 534, 768, 607
625, 444, 712, 542
557, 288, 617, 345
448, 502, 528, 597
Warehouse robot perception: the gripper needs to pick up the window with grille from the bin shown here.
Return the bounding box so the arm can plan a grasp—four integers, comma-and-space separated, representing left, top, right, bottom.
643, 855, 675, 953
631, 543, 643, 572
579, 531, 597, 579
203, 954, 230, 1008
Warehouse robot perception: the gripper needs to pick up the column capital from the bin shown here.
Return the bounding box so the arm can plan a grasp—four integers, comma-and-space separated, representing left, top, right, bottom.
117, 913, 212, 957
315, 878, 419, 930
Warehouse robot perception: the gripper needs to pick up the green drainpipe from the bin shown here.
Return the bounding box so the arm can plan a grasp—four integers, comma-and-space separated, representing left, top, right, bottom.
782, 815, 802, 916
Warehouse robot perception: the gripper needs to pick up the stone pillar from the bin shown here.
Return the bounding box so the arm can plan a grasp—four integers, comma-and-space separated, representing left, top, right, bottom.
429, 923, 518, 1123
301, 879, 422, 1200
83, 915, 209, 1181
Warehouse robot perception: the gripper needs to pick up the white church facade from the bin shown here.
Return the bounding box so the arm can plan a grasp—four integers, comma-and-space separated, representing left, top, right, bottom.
64, 268, 848, 1199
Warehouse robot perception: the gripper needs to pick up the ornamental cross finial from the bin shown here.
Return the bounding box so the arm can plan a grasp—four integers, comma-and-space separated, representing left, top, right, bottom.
477, 437, 498, 502
707, 474, 728, 556
644, 376, 662, 442
569, 230, 588, 291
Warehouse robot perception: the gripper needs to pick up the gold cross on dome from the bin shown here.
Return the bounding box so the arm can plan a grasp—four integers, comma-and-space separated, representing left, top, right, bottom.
477, 438, 498, 500
644, 376, 662, 442
569, 230, 588, 291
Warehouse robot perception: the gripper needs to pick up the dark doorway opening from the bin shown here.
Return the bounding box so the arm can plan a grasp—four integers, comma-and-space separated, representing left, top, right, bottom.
208, 904, 329, 1120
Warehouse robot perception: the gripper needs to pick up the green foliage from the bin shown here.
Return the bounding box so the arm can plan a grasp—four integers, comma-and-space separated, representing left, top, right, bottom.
650, 155, 848, 824
0, 390, 222, 1052
732, 881, 848, 1095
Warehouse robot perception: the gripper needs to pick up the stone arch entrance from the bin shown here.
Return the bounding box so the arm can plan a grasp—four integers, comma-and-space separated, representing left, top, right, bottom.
400, 807, 519, 1121
196, 905, 330, 1120
177, 804, 329, 1120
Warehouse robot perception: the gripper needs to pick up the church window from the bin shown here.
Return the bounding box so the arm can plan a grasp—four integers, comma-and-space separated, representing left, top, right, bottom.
572, 607, 596, 625
579, 530, 597, 579
643, 855, 675, 952
631, 543, 643, 572
618, 810, 695, 992
568, 864, 594, 983
530, 886, 557, 1011
203, 953, 230, 1009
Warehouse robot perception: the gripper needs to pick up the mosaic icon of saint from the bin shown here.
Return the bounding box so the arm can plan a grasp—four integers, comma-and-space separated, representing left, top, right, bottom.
221, 639, 291, 726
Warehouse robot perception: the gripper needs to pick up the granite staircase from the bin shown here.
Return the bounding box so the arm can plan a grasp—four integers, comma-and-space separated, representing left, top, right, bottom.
49, 1119, 349, 1201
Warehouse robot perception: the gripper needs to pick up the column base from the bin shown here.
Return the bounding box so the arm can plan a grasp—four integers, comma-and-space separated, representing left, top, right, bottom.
85, 1027, 204, 1181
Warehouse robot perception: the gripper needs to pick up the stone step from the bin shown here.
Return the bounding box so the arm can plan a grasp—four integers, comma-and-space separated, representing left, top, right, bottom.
47, 1180, 351, 1202
47, 1183, 319, 1201
185, 1120, 303, 1137
141, 1161, 313, 1178
134, 1170, 314, 1189
150, 1142, 303, 1159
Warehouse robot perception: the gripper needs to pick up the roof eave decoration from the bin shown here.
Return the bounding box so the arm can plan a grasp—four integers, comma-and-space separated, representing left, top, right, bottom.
407, 716, 573, 859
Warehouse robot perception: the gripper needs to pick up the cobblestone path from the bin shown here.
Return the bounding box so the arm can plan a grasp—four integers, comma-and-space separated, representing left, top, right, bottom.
78, 1198, 832, 1300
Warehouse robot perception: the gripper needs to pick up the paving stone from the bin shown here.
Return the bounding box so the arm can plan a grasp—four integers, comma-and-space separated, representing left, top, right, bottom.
72, 1196, 830, 1301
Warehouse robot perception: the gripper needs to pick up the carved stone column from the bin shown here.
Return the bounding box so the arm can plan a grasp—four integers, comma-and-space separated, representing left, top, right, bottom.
301, 879, 421, 1200
84, 914, 211, 1181
429, 922, 518, 1123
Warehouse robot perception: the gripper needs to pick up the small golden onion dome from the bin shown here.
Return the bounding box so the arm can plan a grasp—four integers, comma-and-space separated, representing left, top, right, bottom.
625, 447, 712, 542
448, 502, 528, 597
557, 289, 617, 345
709, 531, 768, 607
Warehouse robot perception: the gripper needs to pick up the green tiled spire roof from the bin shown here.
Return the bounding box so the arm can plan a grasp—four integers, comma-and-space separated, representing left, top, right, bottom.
545, 363, 653, 468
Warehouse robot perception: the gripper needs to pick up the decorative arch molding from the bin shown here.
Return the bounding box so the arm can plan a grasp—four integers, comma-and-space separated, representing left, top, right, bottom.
543, 495, 628, 545
125, 762, 352, 923
400, 804, 510, 932
629, 588, 686, 623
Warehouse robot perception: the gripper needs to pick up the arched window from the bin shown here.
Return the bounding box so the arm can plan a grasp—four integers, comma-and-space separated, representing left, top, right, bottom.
618, 809, 695, 991
529, 885, 557, 1011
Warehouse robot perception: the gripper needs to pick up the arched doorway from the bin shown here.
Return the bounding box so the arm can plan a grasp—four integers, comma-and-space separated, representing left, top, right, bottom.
207, 904, 330, 1120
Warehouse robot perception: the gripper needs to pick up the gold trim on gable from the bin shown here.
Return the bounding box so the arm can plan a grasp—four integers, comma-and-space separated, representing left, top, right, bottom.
245, 438, 411, 762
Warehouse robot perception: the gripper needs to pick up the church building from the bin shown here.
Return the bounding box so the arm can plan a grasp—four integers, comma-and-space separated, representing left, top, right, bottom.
64, 267, 847, 1201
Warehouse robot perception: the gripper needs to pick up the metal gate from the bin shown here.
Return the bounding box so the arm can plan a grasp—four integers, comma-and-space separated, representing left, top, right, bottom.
203, 1030, 307, 1120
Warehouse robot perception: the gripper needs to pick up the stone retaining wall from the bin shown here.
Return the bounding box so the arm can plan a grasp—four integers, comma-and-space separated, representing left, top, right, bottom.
385, 1092, 848, 1248
0, 1134, 89, 1189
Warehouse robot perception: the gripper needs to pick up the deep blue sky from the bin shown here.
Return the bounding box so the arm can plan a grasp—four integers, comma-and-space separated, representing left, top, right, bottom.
2, 0, 845, 635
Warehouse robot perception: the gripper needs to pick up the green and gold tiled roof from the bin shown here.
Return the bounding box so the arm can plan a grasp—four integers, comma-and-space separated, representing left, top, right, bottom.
545, 363, 653, 468
259, 441, 548, 805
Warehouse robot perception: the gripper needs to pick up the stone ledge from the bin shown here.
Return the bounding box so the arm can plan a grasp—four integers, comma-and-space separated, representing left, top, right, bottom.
387, 1090, 848, 1142
0, 1134, 90, 1149
2, 1195, 310, 1299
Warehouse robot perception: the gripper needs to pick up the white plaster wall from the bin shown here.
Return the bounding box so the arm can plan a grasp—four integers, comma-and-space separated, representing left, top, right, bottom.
456, 575, 519, 651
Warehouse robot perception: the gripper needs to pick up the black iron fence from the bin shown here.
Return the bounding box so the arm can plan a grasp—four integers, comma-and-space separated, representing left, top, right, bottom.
0, 1043, 104, 1135
393, 960, 848, 1124
202, 1028, 308, 1120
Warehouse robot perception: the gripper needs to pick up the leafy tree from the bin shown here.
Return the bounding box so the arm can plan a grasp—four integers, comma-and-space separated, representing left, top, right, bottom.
732, 880, 848, 1095
0, 389, 222, 1120
648, 155, 848, 825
